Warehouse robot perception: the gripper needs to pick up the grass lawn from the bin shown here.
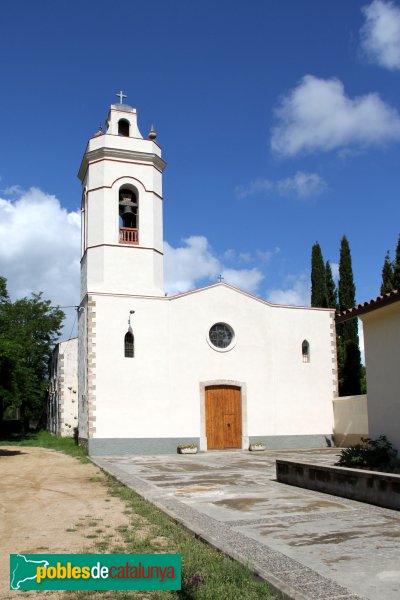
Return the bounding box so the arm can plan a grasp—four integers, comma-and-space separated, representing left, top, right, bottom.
1, 430, 89, 461
1, 432, 276, 599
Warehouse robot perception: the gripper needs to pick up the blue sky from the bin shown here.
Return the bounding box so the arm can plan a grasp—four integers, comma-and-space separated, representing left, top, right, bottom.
1, 0, 400, 334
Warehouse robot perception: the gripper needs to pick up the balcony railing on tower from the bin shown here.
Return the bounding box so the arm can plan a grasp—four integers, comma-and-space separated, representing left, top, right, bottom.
119, 227, 138, 244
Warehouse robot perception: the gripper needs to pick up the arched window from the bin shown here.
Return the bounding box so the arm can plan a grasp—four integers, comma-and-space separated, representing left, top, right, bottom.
118, 119, 130, 137
124, 330, 134, 358
302, 340, 310, 363
119, 188, 138, 244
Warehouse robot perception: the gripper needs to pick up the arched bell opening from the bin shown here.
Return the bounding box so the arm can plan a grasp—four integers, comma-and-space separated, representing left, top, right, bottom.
118, 119, 130, 137
119, 187, 138, 244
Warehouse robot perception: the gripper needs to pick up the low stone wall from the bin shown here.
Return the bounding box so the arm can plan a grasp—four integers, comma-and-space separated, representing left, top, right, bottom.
276, 459, 400, 511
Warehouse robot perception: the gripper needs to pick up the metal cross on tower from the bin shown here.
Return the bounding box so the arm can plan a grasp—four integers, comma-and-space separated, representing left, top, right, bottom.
116, 90, 127, 104
218, 274, 224, 282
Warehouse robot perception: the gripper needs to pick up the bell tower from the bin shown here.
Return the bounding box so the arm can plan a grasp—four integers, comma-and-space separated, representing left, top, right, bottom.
78, 95, 166, 299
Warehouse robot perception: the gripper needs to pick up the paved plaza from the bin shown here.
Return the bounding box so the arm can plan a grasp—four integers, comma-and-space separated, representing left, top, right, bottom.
93, 449, 400, 600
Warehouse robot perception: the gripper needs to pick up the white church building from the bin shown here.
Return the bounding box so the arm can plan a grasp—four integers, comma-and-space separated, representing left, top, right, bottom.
78, 99, 337, 455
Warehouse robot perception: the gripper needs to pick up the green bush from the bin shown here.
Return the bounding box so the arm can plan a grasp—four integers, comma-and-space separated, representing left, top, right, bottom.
336, 435, 397, 470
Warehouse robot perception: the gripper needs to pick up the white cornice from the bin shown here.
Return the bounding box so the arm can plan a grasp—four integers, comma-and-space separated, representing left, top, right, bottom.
78, 147, 166, 181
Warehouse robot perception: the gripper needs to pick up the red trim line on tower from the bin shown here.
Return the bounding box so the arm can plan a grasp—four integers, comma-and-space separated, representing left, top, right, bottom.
81, 243, 164, 263
79, 157, 163, 182
87, 176, 163, 200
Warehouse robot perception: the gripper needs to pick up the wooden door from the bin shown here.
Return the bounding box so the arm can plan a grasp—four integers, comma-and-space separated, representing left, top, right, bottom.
205, 385, 242, 449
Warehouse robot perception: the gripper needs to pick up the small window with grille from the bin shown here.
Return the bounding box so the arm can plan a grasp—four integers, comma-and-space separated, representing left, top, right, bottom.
124, 331, 134, 358
302, 340, 310, 363
209, 323, 234, 349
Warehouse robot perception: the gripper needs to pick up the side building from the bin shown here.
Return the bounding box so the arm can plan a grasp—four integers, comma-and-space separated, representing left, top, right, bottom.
48, 337, 78, 437
337, 289, 400, 452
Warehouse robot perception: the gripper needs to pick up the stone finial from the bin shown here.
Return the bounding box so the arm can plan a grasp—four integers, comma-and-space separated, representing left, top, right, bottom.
148, 124, 157, 140
94, 122, 103, 137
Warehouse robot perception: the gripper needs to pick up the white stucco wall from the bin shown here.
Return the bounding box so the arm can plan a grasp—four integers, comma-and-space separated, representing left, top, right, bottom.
48, 346, 60, 435
362, 303, 400, 452
89, 285, 335, 445
333, 394, 368, 446
78, 301, 88, 440
48, 338, 78, 437
61, 339, 78, 435
85, 245, 163, 297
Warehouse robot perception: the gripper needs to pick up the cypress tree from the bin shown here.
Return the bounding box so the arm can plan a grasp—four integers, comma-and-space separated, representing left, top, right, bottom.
337, 235, 362, 395
341, 340, 362, 396
393, 235, 400, 290
338, 236, 358, 345
380, 251, 394, 295
311, 242, 327, 307
325, 261, 338, 309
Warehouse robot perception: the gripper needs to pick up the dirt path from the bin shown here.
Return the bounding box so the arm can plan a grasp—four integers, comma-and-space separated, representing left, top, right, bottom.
0, 446, 131, 599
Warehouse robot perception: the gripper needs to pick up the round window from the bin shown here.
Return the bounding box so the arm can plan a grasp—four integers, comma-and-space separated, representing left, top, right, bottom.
209, 323, 234, 349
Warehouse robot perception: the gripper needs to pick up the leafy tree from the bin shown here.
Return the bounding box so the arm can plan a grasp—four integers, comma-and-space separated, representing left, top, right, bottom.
0, 276, 9, 303
393, 235, 400, 290
0, 278, 17, 424
337, 236, 362, 395
325, 261, 338, 310
360, 364, 367, 395
0, 278, 64, 431
311, 242, 327, 307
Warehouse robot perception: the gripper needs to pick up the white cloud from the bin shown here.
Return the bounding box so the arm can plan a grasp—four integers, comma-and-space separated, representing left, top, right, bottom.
221, 268, 264, 294
222, 248, 236, 261
235, 179, 273, 199
236, 171, 326, 199
256, 248, 280, 263
330, 262, 339, 281
164, 236, 220, 295
1, 184, 24, 196
0, 190, 267, 334
222, 247, 278, 265
271, 75, 400, 156
0, 188, 81, 336
361, 0, 400, 70
164, 235, 265, 295
267, 274, 310, 307
276, 172, 327, 197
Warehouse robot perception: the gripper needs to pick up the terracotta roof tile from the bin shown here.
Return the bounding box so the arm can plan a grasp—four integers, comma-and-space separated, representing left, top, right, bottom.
335, 289, 400, 323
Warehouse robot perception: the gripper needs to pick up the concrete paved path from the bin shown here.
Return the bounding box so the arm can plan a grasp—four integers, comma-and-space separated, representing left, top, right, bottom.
93, 449, 400, 600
